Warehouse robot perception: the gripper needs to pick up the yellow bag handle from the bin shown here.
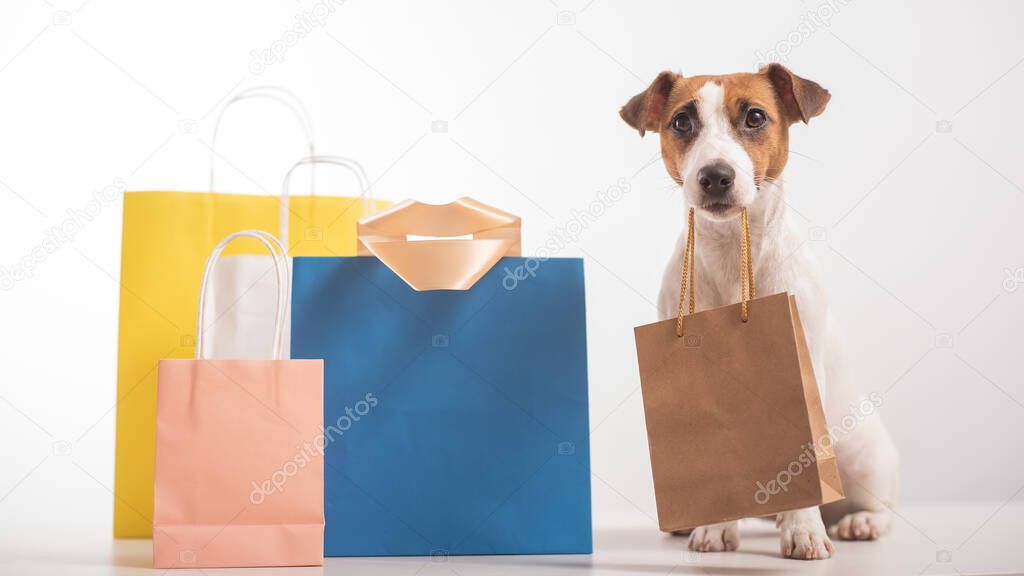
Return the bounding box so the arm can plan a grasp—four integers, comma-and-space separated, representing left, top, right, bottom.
676, 207, 755, 337
208, 86, 315, 192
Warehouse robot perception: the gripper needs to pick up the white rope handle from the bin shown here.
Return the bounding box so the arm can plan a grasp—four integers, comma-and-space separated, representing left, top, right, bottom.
209, 86, 316, 192
279, 155, 376, 250
195, 230, 290, 360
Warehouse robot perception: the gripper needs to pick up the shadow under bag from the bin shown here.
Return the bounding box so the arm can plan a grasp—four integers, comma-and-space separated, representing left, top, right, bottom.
290, 198, 592, 556
634, 208, 844, 531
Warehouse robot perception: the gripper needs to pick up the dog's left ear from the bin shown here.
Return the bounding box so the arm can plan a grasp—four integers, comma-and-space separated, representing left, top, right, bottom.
620, 71, 679, 137
762, 64, 830, 125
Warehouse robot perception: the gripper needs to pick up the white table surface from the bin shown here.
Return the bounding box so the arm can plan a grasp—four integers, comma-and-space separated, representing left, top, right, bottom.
3, 503, 1023, 575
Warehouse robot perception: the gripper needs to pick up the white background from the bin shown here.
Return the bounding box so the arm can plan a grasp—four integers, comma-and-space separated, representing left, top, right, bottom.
1, 0, 1022, 543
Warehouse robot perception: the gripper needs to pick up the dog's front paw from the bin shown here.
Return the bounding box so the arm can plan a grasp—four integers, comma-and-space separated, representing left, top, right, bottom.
778, 512, 832, 560
830, 510, 891, 540
687, 521, 740, 552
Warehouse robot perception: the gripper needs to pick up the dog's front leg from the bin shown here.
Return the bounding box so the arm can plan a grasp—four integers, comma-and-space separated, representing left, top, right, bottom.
777, 506, 832, 560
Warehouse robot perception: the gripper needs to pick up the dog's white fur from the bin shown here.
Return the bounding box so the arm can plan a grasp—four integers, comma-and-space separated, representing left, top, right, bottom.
658, 82, 900, 560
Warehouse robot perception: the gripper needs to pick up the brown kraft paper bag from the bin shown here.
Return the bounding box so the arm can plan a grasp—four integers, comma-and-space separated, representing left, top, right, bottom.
634, 208, 844, 532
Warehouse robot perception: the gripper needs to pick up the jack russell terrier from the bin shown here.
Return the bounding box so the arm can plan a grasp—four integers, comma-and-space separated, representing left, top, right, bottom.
620, 64, 899, 560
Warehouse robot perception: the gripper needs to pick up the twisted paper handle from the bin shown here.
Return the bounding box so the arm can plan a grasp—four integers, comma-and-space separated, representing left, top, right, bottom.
675, 207, 755, 337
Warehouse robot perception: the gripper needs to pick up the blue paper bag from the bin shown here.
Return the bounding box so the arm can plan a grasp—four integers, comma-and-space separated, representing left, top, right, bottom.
291, 254, 592, 556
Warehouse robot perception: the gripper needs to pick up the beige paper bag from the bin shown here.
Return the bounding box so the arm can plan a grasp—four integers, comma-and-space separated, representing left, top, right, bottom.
153, 231, 324, 568
634, 208, 844, 532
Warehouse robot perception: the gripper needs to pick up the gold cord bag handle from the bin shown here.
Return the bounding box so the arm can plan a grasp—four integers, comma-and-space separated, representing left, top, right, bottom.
675, 207, 755, 337
740, 207, 755, 322
675, 208, 696, 337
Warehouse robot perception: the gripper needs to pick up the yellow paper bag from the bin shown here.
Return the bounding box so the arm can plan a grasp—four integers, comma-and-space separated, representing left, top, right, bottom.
114, 88, 387, 537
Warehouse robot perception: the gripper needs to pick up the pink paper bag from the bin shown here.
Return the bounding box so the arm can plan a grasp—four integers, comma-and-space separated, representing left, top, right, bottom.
153, 230, 324, 568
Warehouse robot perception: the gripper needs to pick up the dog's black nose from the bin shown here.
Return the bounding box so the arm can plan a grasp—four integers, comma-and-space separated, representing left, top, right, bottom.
697, 162, 735, 196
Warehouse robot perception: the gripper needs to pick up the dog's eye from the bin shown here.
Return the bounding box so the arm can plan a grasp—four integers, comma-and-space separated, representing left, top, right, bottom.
745, 108, 767, 129
671, 113, 693, 133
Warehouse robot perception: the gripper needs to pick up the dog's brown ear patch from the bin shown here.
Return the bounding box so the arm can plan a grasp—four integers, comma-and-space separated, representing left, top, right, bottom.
620, 71, 678, 137
762, 64, 830, 124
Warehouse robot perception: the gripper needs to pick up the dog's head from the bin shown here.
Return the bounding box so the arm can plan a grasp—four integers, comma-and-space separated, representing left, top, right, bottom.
620, 64, 829, 221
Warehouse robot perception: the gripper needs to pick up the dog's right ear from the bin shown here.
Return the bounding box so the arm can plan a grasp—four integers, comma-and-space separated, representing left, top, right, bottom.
620, 71, 679, 137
